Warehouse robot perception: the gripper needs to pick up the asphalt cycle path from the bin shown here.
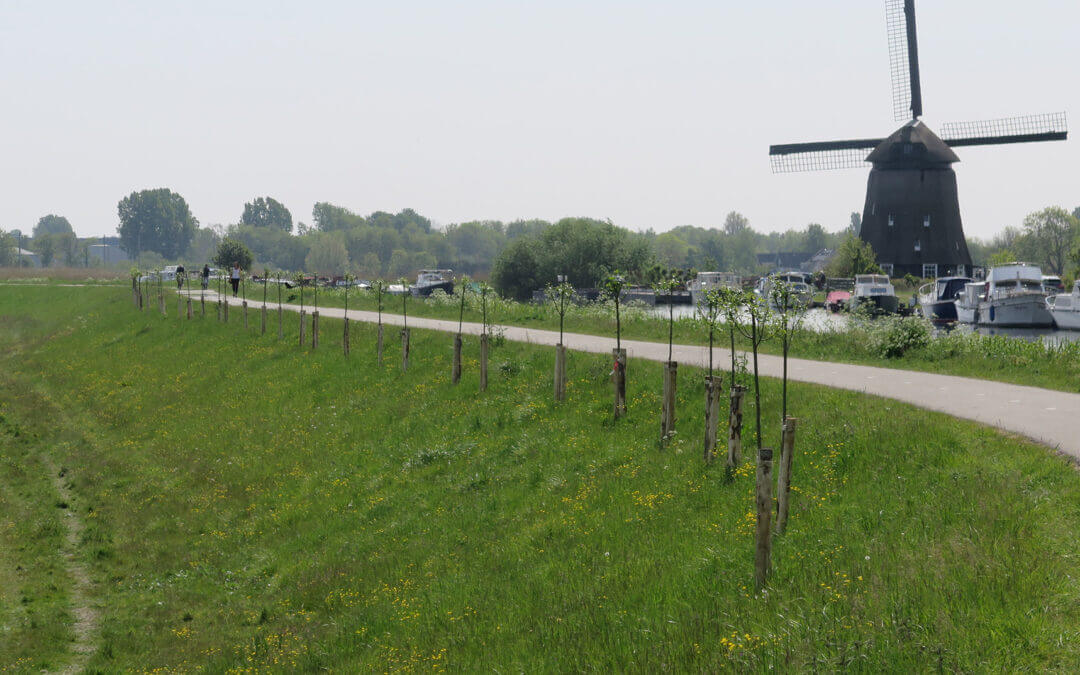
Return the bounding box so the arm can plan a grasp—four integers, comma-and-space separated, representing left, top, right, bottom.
203, 291, 1080, 460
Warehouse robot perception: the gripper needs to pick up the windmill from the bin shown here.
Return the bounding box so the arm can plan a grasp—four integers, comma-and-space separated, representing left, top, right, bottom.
769, 0, 1067, 279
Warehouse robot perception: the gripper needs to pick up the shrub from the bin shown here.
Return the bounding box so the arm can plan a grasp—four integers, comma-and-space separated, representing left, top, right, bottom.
870, 316, 931, 358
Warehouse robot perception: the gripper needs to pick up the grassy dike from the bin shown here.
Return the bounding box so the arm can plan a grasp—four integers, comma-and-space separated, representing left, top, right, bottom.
2, 285, 1080, 671
295, 285, 1080, 393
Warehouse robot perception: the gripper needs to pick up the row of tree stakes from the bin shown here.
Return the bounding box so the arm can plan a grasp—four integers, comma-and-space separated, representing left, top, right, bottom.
131, 268, 808, 589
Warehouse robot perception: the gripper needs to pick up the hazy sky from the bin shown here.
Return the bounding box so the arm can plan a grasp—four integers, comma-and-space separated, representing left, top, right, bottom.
1, 0, 1075, 240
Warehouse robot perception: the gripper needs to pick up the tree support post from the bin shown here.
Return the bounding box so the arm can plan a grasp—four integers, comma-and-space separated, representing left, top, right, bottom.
661, 361, 678, 443
277, 307, 283, 339
704, 374, 722, 463
401, 328, 410, 372
479, 334, 489, 392
243, 301, 249, 330
343, 318, 350, 356
223, 300, 229, 323
311, 311, 319, 349
452, 335, 463, 384
776, 417, 799, 535
754, 447, 774, 591
377, 324, 384, 365
200, 296, 205, 317
216, 300, 222, 322
177, 294, 183, 318
728, 385, 747, 469
186, 297, 193, 320
299, 310, 306, 346
554, 344, 567, 401
612, 348, 627, 419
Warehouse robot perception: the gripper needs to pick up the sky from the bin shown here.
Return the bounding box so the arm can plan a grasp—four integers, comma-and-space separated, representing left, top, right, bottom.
1, 0, 1075, 241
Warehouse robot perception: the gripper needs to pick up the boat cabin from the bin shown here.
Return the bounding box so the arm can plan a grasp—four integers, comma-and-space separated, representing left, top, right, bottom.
853, 274, 894, 297
986, 263, 1044, 298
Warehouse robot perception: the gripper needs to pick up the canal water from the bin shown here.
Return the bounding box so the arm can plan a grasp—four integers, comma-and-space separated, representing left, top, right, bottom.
647, 304, 1080, 347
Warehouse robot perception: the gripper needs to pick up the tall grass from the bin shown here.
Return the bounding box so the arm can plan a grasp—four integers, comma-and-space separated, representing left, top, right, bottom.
1, 286, 1080, 670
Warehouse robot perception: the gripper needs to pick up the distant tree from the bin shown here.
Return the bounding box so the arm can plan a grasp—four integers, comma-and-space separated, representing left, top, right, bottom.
849, 211, 862, 235
241, 197, 293, 233
312, 202, 364, 232
117, 188, 198, 258
230, 225, 307, 271
213, 237, 253, 270
723, 211, 750, 236
989, 249, 1017, 267
358, 252, 381, 278
805, 223, 827, 253
305, 233, 349, 275
824, 233, 880, 277
33, 214, 74, 238
1019, 206, 1078, 275
505, 219, 550, 240
186, 227, 221, 264
33, 234, 56, 266
0, 230, 17, 266
653, 232, 690, 267
491, 238, 542, 301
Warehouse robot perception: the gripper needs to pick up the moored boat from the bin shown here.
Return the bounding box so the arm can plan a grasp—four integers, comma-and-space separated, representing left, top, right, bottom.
848, 274, 899, 315
411, 269, 455, 297
825, 290, 851, 313
689, 272, 740, 306
754, 271, 813, 310
1047, 280, 1080, 330
917, 276, 972, 323
974, 262, 1053, 327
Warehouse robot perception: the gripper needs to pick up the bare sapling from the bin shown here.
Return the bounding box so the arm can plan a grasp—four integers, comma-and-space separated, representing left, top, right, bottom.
400, 278, 410, 372
343, 273, 353, 356
452, 276, 470, 384
372, 279, 387, 365
768, 280, 807, 534
242, 272, 248, 330
261, 267, 269, 335
295, 272, 306, 346
602, 272, 628, 419
655, 275, 679, 444
478, 281, 492, 392
276, 271, 283, 339
547, 280, 574, 402
733, 289, 779, 453
701, 288, 725, 463
311, 274, 319, 349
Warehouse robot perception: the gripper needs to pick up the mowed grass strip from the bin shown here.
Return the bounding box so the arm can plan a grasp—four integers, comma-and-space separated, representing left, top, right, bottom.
1, 285, 1079, 671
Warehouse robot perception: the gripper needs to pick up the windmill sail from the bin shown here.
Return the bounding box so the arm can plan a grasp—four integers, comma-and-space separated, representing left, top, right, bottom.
941, 112, 1068, 148
768, 138, 882, 173
886, 0, 922, 121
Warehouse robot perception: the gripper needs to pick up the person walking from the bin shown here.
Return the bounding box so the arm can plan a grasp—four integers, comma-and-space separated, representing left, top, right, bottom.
176, 263, 185, 290
230, 262, 241, 297
201, 264, 210, 290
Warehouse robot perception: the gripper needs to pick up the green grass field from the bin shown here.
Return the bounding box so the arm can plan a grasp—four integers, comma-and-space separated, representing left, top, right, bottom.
2, 286, 1080, 671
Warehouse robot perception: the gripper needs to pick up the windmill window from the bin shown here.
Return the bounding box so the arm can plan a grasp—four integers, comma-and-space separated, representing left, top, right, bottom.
888, 214, 894, 227
924, 215, 931, 228
914, 239, 921, 252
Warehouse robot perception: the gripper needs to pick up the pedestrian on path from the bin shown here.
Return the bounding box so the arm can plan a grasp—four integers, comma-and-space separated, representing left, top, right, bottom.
201, 264, 210, 290
176, 263, 185, 290
230, 262, 241, 297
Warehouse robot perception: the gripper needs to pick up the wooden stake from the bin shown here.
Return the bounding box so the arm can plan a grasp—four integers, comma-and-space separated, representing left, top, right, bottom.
612, 348, 627, 419
200, 296, 205, 317
343, 318, 350, 356
401, 328, 410, 372
704, 374, 722, 463
728, 385, 746, 469
377, 324, 384, 365
177, 294, 183, 318
776, 417, 799, 535
311, 311, 319, 349
452, 335, 463, 384
479, 334, 489, 392
216, 300, 222, 321
186, 297, 192, 320
754, 447, 774, 590
277, 306, 283, 339
661, 361, 677, 442
261, 306, 267, 335
554, 344, 567, 401
223, 300, 229, 323
243, 301, 249, 330
299, 310, 306, 346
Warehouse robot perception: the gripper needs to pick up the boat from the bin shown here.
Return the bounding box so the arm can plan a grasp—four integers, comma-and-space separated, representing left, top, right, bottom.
1046, 280, 1080, 330
1042, 275, 1065, 295
848, 274, 900, 315
955, 282, 984, 323
689, 272, 740, 306
411, 269, 455, 297
965, 262, 1053, 327
825, 290, 851, 313
753, 271, 813, 310
916, 276, 972, 323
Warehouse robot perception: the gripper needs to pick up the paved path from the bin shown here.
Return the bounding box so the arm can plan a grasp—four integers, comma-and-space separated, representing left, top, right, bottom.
202, 292, 1080, 459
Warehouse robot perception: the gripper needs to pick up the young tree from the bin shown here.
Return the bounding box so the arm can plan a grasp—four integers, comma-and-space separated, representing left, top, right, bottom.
733, 292, 778, 451
214, 238, 253, 270
768, 280, 807, 423
601, 271, 628, 352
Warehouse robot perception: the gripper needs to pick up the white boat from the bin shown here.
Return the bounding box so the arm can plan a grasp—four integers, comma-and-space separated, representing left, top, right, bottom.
848, 274, 899, 315
689, 272, 740, 306
917, 276, 971, 323
955, 282, 984, 324
411, 269, 455, 297
972, 263, 1053, 327
1047, 280, 1080, 330
753, 271, 812, 310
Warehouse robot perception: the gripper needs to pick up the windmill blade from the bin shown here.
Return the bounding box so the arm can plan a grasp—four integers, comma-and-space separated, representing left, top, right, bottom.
886, 0, 923, 121
769, 138, 882, 173
941, 112, 1068, 148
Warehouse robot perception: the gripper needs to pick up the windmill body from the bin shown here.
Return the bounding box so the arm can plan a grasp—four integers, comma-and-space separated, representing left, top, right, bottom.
769, 0, 1066, 279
